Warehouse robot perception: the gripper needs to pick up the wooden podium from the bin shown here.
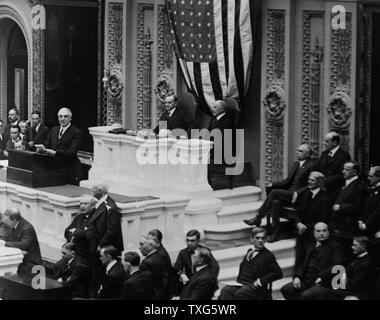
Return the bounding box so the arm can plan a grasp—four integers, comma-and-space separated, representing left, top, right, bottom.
0, 274, 71, 300
6, 150, 66, 188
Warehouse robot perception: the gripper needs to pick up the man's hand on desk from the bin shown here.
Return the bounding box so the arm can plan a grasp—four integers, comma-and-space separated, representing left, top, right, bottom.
44, 149, 56, 156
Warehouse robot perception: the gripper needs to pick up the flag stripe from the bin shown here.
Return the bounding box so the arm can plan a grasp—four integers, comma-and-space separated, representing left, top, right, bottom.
234, 0, 245, 99
221, 0, 229, 85
227, 0, 237, 98
201, 62, 217, 107
214, 0, 228, 97
240, 0, 253, 94
192, 62, 210, 115
209, 63, 224, 101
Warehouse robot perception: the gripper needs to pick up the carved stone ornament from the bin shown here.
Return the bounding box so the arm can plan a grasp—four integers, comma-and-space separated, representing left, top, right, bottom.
107, 69, 124, 100
263, 86, 286, 123
327, 92, 352, 130
154, 71, 175, 104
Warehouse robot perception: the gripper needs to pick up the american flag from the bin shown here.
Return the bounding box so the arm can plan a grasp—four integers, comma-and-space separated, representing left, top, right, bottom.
166, 0, 258, 113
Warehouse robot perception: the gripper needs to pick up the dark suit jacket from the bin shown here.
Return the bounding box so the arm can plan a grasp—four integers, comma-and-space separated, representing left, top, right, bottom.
359, 185, 380, 235
120, 269, 154, 300
53, 257, 89, 298
180, 265, 218, 300
89, 201, 123, 253
273, 159, 315, 193
97, 261, 126, 299
236, 247, 283, 296
174, 245, 220, 279
331, 179, 367, 235
139, 250, 166, 299
294, 189, 331, 228
295, 238, 345, 287
154, 106, 192, 135
45, 124, 82, 185
5, 217, 42, 275
345, 254, 373, 296
0, 133, 5, 159
64, 210, 94, 262
157, 244, 172, 289
33, 124, 50, 146
315, 148, 351, 193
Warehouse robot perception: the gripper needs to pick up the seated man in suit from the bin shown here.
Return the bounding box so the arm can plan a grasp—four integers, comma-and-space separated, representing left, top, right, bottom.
316, 236, 374, 300
315, 131, 351, 195
219, 227, 282, 300
43, 107, 82, 185
3, 126, 22, 158
330, 161, 366, 258
120, 251, 154, 300
358, 166, 380, 237
154, 94, 192, 136
173, 229, 219, 294
281, 222, 345, 300
3, 108, 21, 143
147, 229, 172, 298
294, 171, 331, 269
0, 208, 42, 276
139, 235, 166, 300
18, 121, 33, 150
53, 242, 89, 299
244, 144, 315, 242
96, 246, 126, 299
30, 110, 50, 150
180, 247, 218, 300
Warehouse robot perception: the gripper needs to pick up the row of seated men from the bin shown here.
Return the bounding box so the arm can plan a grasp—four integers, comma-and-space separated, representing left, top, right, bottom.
0, 108, 50, 159
244, 131, 380, 248
1, 198, 379, 300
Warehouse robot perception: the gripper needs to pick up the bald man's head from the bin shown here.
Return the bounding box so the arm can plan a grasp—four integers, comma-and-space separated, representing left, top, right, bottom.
57, 107, 72, 127
314, 222, 330, 242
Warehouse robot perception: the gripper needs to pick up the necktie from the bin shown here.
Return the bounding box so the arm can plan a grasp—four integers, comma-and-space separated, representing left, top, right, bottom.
59, 127, 63, 139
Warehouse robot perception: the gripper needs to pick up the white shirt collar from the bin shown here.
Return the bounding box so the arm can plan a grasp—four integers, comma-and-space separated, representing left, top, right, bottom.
106, 260, 117, 274
299, 160, 306, 167
168, 107, 176, 118
11, 120, 19, 126
216, 112, 226, 121
357, 252, 368, 258
95, 194, 108, 209
68, 258, 74, 265
310, 188, 320, 198
329, 146, 340, 157
345, 175, 358, 187
130, 268, 139, 276
14, 220, 20, 230
35, 123, 41, 132
195, 265, 207, 272
60, 123, 71, 134
145, 249, 157, 258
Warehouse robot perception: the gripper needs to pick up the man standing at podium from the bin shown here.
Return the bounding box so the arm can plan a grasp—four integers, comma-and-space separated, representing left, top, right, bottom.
0, 208, 42, 277
43, 107, 82, 185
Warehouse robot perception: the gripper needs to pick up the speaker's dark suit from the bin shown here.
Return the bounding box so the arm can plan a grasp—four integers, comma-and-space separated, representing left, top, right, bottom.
154, 106, 192, 135
45, 124, 82, 185
96, 261, 126, 299
32, 124, 50, 146
315, 147, 351, 194
219, 247, 283, 300
53, 257, 89, 298
120, 270, 154, 300
331, 179, 367, 236
180, 265, 218, 300
281, 238, 345, 300
294, 189, 331, 269
5, 217, 42, 276
359, 185, 380, 235
157, 244, 172, 297
139, 250, 166, 300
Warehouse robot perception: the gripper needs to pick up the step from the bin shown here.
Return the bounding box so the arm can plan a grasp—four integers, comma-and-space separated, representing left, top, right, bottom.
217, 201, 264, 224
213, 186, 262, 206
212, 239, 296, 270
204, 218, 290, 241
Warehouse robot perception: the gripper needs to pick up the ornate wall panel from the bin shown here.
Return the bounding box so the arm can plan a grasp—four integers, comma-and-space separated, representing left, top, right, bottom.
301, 11, 324, 158
156, 4, 174, 121
32, 28, 44, 114
264, 10, 286, 184
136, 3, 154, 130
105, 2, 124, 125
327, 12, 353, 150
